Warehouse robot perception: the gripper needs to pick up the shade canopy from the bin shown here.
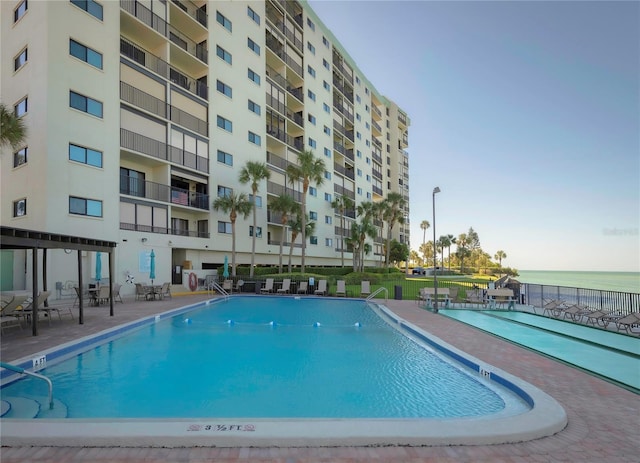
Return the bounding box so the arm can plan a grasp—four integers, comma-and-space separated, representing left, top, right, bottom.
149, 249, 156, 283
95, 252, 102, 282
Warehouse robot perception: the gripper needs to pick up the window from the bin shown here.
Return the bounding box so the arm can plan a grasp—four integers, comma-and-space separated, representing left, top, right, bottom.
14, 48, 27, 71
249, 226, 262, 238
70, 91, 102, 118
323, 103, 330, 113
324, 193, 332, 202
14, 147, 27, 167
365, 104, 370, 112
13, 198, 27, 217
357, 168, 362, 177
69, 196, 102, 217
307, 65, 316, 78
70, 0, 103, 20
323, 125, 330, 135
366, 157, 371, 164
323, 59, 329, 70
309, 187, 317, 197
217, 150, 233, 166
357, 187, 362, 195
324, 148, 330, 158
248, 68, 260, 85
307, 18, 315, 31
365, 87, 370, 95
120, 167, 145, 197
247, 38, 260, 55
325, 216, 332, 224
324, 171, 331, 180
248, 99, 261, 115
356, 132, 361, 140
217, 186, 233, 198
14, 0, 27, 22
307, 42, 315, 54
356, 113, 361, 122
356, 76, 361, 85
310, 236, 318, 245
248, 131, 261, 146
217, 115, 232, 132
309, 211, 318, 220
325, 238, 333, 247
216, 45, 232, 64
172, 218, 189, 236
366, 175, 371, 182
308, 114, 316, 125
308, 138, 316, 149
366, 192, 371, 199
69, 143, 102, 167
307, 90, 316, 101
247, 6, 260, 24
216, 11, 232, 32
218, 221, 232, 234
14, 97, 27, 117
323, 81, 330, 91
249, 195, 262, 207
357, 150, 362, 158
69, 39, 102, 69
216, 80, 232, 98
323, 36, 329, 48
356, 95, 361, 103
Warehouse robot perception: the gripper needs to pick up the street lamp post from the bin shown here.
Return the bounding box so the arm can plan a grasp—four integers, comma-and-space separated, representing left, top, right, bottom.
432, 187, 441, 313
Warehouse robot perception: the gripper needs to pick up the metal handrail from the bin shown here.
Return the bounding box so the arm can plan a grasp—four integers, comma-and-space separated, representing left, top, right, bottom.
366, 287, 388, 301
0, 362, 53, 410
207, 281, 229, 298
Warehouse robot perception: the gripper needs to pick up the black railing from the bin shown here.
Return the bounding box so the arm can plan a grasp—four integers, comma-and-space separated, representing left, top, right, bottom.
120, 222, 209, 238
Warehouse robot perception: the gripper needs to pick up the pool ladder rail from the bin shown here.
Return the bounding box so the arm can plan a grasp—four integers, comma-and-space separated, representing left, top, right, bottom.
0, 361, 54, 410
207, 281, 229, 299
366, 287, 388, 301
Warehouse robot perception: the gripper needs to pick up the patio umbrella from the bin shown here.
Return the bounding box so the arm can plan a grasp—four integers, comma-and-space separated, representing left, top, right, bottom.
223, 255, 229, 279
95, 252, 102, 284
149, 249, 156, 285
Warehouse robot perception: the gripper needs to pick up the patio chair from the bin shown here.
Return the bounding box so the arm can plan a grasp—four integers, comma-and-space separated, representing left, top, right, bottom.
0, 295, 29, 333
277, 279, 291, 294
159, 282, 172, 299
314, 280, 328, 296
561, 304, 592, 322
541, 300, 568, 317
585, 310, 618, 327
135, 283, 153, 301
360, 281, 371, 297
260, 278, 275, 294
335, 280, 347, 297
297, 281, 308, 294
112, 283, 123, 303
235, 280, 245, 293
96, 286, 111, 305
610, 312, 640, 335
222, 280, 233, 293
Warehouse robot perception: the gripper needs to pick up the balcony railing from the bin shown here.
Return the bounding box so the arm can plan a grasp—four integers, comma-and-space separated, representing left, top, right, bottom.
334, 163, 355, 181
333, 183, 355, 200
120, 222, 210, 238
120, 81, 166, 118
120, 174, 209, 210
267, 181, 302, 202
169, 105, 207, 136
266, 151, 290, 171
169, 27, 208, 64
372, 185, 383, 196
120, 128, 209, 174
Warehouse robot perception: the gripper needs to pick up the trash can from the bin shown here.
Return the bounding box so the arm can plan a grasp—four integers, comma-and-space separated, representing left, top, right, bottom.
394, 285, 402, 300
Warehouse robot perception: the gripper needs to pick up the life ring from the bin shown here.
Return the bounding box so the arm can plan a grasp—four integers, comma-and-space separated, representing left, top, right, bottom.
188, 272, 197, 291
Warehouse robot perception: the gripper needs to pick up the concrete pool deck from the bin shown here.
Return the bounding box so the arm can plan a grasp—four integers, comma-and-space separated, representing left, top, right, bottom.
1, 294, 639, 462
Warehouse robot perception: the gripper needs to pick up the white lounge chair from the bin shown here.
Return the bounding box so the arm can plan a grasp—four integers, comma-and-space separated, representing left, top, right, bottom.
277, 279, 291, 294
297, 281, 308, 294
0, 295, 29, 333
336, 280, 347, 297
314, 280, 328, 296
260, 278, 274, 294
360, 281, 371, 297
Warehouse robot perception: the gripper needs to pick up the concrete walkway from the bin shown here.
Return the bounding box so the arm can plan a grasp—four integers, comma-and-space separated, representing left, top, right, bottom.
1, 294, 639, 462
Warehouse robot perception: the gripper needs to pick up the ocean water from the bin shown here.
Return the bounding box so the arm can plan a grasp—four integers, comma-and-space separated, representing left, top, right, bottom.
517, 270, 640, 293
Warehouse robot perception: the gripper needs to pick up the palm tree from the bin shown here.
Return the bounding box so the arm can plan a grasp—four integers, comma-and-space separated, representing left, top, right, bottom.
495, 250, 507, 276
212, 192, 252, 277
446, 234, 456, 270
0, 103, 27, 150
287, 213, 315, 273
439, 235, 451, 270
381, 192, 406, 269
285, 149, 325, 272
456, 233, 470, 273
331, 195, 354, 267
420, 220, 430, 255
349, 201, 379, 272
269, 195, 299, 273
239, 161, 271, 277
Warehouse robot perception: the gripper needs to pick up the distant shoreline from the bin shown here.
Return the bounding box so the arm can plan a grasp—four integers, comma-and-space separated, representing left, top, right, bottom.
516, 270, 640, 293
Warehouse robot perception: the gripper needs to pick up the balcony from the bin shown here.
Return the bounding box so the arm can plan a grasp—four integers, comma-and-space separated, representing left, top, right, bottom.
120, 222, 210, 238
267, 181, 302, 202
120, 175, 209, 210
334, 163, 355, 181
120, 0, 167, 37
170, 0, 207, 28
333, 184, 355, 200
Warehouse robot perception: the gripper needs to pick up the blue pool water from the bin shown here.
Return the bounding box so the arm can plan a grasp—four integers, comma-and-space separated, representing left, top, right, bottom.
1, 297, 529, 419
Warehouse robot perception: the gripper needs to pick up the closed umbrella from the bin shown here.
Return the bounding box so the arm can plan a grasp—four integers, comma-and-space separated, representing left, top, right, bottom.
223, 255, 229, 279
95, 252, 102, 284
149, 250, 156, 285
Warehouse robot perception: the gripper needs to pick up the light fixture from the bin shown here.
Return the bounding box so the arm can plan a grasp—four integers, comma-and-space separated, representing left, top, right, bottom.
432, 186, 441, 313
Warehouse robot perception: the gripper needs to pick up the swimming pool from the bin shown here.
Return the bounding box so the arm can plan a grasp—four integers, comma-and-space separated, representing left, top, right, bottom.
0, 296, 566, 447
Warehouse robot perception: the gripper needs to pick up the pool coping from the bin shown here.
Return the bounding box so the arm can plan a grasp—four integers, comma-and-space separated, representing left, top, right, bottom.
0, 296, 568, 447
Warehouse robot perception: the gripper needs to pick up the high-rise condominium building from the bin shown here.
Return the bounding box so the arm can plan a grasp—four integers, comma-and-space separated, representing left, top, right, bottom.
1, 0, 410, 294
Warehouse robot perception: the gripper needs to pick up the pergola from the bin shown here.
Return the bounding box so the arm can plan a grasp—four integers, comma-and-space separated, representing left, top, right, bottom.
0, 226, 117, 336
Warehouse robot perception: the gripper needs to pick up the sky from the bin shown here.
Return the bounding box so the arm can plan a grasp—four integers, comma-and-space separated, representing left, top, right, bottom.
308, 0, 639, 272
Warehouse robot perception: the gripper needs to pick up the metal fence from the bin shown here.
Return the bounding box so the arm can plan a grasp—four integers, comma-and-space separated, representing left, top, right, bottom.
523, 284, 639, 316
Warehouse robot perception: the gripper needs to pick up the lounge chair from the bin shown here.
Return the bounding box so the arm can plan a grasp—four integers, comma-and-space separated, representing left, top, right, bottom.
542, 300, 568, 317
336, 280, 347, 297
561, 304, 591, 322
96, 286, 111, 305
260, 278, 274, 294
159, 282, 172, 299
0, 295, 29, 333
314, 280, 328, 296
235, 280, 245, 292
19, 291, 71, 325
112, 283, 124, 303
277, 279, 291, 294
584, 310, 616, 327
222, 280, 233, 293
297, 281, 308, 294
611, 312, 640, 335
360, 281, 371, 297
